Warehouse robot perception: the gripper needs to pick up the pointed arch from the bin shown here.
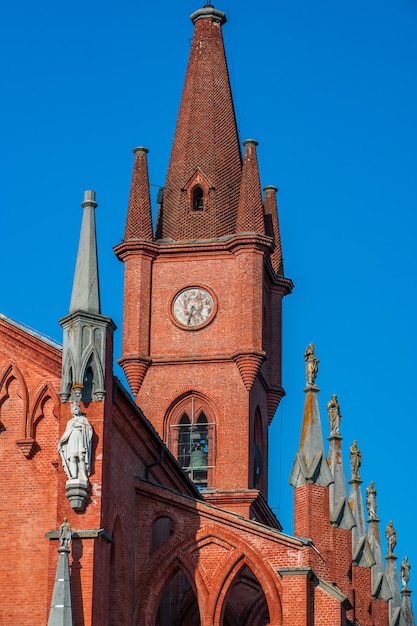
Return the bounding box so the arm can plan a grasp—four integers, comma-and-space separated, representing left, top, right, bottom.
60, 350, 76, 400
155, 565, 200, 626
134, 553, 208, 626
165, 391, 217, 489
187, 524, 282, 626
79, 348, 104, 402
213, 555, 282, 626
29, 382, 60, 438
0, 362, 29, 433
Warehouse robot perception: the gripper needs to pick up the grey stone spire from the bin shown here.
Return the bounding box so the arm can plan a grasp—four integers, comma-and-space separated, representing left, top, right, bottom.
401, 557, 415, 626
348, 440, 375, 567
69, 190, 100, 314
387, 554, 404, 624
326, 395, 355, 529
366, 486, 392, 601
289, 345, 333, 488
48, 520, 74, 626
60, 191, 116, 402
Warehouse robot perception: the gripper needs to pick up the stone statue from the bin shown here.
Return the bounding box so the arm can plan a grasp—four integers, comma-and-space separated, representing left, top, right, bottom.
385, 520, 397, 555
304, 344, 319, 387
366, 481, 377, 519
327, 394, 341, 435
58, 402, 93, 481
401, 556, 411, 589
59, 518, 72, 550
349, 440, 362, 480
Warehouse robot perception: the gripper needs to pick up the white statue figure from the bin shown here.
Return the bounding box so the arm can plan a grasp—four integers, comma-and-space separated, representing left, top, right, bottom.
59, 518, 72, 550
385, 520, 397, 555
304, 343, 319, 387
401, 556, 411, 589
327, 394, 341, 435
366, 481, 377, 519
349, 440, 362, 480
58, 402, 93, 481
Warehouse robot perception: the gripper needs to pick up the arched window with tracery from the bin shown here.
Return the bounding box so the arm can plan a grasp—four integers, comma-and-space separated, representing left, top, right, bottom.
167, 394, 216, 490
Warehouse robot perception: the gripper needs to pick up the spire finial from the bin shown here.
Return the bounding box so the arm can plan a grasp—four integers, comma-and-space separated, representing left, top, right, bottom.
327, 393, 342, 436
366, 480, 378, 520
401, 556, 411, 589
385, 520, 397, 556
69, 190, 100, 314
349, 439, 362, 480
304, 343, 319, 390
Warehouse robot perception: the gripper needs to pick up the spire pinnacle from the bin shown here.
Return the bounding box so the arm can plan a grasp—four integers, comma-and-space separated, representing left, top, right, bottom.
289, 345, 333, 487
157, 4, 241, 241
69, 190, 100, 314
263, 185, 284, 275
47, 519, 74, 625
124, 146, 153, 241
236, 140, 265, 235
327, 395, 355, 529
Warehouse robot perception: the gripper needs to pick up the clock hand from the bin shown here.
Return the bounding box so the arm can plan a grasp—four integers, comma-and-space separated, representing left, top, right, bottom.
187, 305, 196, 325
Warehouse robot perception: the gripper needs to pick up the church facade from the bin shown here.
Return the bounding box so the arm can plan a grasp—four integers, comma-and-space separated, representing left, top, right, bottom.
0, 5, 414, 626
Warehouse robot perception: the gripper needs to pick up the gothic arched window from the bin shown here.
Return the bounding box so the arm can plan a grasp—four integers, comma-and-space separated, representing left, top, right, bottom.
167, 395, 216, 489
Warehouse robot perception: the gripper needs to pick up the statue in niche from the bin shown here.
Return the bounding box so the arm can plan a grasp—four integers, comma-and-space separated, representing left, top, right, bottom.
385, 520, 397, 555
304, 344, 319, 387
59, 518, 72, 550
327, 394, 341, 435
401, 556, 411, 589
349, 440, 362, 480
366, 481, 377, 519
58, 402, 93, 481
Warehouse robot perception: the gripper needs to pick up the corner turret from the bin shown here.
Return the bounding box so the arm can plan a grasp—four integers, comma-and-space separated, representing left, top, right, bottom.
60, 191, 116, 402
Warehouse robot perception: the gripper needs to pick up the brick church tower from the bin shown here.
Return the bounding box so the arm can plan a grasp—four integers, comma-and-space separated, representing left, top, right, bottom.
115, 4, 293, 519
1, 3, 415, 625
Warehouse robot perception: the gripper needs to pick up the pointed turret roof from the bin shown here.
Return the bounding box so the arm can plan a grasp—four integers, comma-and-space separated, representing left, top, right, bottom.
401, 558, 415, 626
156, 4, 242, 241
69, 190, 100, 314
236, 139, 265, 234
366, 484, 392, 601
124, 147, 153, 241
326, 395, 355, 529
263, 185, 284, 275
60, 191, 115, 402
348, 440, 375, 567
289, 345, 333, 488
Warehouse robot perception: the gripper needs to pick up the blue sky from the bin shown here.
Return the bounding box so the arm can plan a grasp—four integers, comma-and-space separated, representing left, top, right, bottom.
2, 0, 416, 589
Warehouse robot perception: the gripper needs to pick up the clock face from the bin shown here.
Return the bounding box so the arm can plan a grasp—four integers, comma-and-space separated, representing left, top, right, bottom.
172, 287, 215, 328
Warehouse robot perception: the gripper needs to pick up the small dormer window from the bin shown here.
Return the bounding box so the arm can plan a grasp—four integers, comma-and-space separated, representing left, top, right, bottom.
192, 186, 204, 211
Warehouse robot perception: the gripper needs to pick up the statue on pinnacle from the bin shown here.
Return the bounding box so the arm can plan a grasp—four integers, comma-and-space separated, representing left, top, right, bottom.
304, 344, 319, 388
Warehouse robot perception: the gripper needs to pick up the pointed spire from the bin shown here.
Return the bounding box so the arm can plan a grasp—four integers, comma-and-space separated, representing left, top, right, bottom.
69, 190, 100, 314
236, 140, 264, 234
366, 482, 392, 601
385, 521, 402, 620
158, 4, 242, 240
400, 556, 415, 626
289, 345, 333, 487
326, 395, 355, 529
263, 185, 283, 275
60, 191, 116, 403
124, 146, 153, 241
348, 440, 375, 567
48, 519, 74, 626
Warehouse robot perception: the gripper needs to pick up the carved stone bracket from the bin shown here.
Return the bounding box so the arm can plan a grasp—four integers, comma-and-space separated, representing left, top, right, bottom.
16, 437, 37, 459
65, 479, 89, 512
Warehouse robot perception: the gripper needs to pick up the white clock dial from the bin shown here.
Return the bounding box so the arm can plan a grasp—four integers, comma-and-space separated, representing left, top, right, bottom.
172, 287, 214, 328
